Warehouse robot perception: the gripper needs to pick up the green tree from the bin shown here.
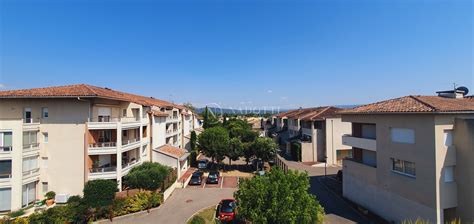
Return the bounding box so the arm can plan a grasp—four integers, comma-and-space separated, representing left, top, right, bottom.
83, 179, 118, 209
253, 137, 278, 162
235, 169, 324, 223
202, 106, 219, 129
227, 137, 243, 166
123, 162, 171, 192
242, 142, 254, 166
190, 131, 197, 151
198, 126, 230, 164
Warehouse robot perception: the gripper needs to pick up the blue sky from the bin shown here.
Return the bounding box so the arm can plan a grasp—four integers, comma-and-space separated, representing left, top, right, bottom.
1, 0, 472, 109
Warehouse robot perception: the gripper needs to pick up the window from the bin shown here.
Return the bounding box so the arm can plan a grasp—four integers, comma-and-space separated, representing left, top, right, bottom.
23, 131, 38, 147
361, 124, 376, 139
0, 132, 12, 152
122, 109, 127, 117
42, 182, 48, 194
0, 188, 11, 211
22, 182, 37, 207
391, 159, 416, 177
22, 156, 38, 172
444, 130, 453, 147
24, 108, 32, 123
42, 107, 48, 118
391, 128, 415, 144
0, 160, 12, 179
43, 133, 48, 143
42, 157, 48, 169
314, 121, 323, 129
444, 166, 455, 182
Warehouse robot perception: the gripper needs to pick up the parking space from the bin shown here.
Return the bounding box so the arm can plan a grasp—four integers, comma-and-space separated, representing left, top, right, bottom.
204, 177, 223, 188
222, 176, 238, 188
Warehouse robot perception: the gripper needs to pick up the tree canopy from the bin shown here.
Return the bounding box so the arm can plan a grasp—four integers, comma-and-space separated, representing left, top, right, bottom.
252, 137, 278, 162
83, 179, 118, 209
234, 169, 325, 224
202, 106, 219, 129
123, 162, 171, 191
198, 126, 230, 163
227, 137, 244, 165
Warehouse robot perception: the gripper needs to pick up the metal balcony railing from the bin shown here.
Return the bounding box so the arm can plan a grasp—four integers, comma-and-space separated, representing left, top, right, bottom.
89, 166, 117, 173
23, 118, 40, 124
23, 143, 40, 151
122, 139, 139, 146
89, 142, 116, 148
22, 168, 39, 177
0, 173, 12, 179
0, 146, 12, 152
89, 117, 120, 122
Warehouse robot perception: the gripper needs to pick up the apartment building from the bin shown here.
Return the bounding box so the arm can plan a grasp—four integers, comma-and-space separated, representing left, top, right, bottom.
341, 89, 474, 223
0, 84, 198, 212
271, 107, 352, 165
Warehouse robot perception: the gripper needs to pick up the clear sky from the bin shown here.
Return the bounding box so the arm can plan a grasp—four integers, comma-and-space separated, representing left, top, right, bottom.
1, 0, 472, 109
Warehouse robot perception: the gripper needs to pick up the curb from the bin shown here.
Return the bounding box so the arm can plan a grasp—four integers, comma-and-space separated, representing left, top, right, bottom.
185, 205, 217, 223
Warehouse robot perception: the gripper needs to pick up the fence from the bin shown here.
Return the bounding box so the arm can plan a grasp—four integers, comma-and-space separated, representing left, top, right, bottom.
275, 154, 289, 174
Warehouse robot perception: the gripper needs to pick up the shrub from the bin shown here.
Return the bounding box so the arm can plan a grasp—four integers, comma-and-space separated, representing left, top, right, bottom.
123, 162, 171, 191
290, 142, 301, 162
45, 191, 56, 200
189, 216, 205, 224
8, 209, 25, 218
112, 191, 162, 216
83, 179, 118, 209
67, 195, 82, 205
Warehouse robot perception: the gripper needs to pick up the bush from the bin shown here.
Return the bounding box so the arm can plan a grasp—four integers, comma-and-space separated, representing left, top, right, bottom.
291, 142, 301, 162
45, 191, 56, 200
83, 179, 118, 208
123, 162, 171, 191
112, 191, 163, 216
189, 216, 205, 224
8, 209, 25, 218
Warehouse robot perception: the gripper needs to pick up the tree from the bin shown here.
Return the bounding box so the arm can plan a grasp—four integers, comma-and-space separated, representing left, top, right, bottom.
83, 179, 118, 209
242, 142, 254, 166
123, 162, 171, 192
190, 131, 197, 151
234, 169, 325, 223
198, 126, 230, 164
253, 137, 278, 162
189, 131, 198, 167
227, 137, 243, 166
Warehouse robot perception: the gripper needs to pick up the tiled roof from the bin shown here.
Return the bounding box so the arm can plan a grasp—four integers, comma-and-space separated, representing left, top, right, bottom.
277, 107, 341, 121
343, 95, 474, 114
0, 84, 183, 108
155, 144, 189, 159
148, 109, 169, 117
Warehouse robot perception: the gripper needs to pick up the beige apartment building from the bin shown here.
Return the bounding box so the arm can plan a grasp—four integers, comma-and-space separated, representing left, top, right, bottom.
341, 89, 474, 223
0, 84, 199, 212
270, 107, 352, 165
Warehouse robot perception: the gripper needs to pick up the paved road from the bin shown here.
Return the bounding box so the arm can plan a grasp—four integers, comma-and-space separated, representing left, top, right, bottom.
279, 157, 369, 224
101, 188, 235, 224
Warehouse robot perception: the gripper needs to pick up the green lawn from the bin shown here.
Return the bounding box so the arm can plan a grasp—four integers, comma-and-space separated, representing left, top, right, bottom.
187, 206, 217, 224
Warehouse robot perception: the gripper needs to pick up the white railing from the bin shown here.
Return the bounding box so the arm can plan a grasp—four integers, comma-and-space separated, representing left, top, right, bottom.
0, 146, 12, 152
342, 135, 377, 151
122, 139, 139, 146
0, 173, 12, 179
89, 166, 117, 173
89, 142, 116, 148
121, 116, 140, 123
23, 118, 40, 124
122, 159, 139, 169
22, 168, 40, 177
23, 143, 40, 151
89, 117, 120, 122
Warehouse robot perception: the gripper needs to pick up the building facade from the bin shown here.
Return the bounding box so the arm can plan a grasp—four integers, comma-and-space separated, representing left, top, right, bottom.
0, 84, 199, 212
341, 90, 474, 223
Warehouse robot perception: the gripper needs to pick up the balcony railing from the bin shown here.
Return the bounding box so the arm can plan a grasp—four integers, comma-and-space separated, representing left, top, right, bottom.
0, 146, 12, 152
23, 118, 40, 124
122, 159, 139, 169
23, 143, 40, 151
342, 135, 377, 151
89, 117, 120, 122
89, 142, 116, 148
166, 129, 178, 135
89, 166, 117, 173
122, 139, 139, 146
0, 173, 12, 179
121, 117, 140, 123
22, 168, 40, 177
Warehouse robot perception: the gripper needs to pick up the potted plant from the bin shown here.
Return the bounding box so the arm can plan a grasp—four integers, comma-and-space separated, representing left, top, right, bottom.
45, 191, 56, 206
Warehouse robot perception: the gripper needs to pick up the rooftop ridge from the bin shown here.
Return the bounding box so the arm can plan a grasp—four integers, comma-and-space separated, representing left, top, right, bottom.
409, 95, 437, 112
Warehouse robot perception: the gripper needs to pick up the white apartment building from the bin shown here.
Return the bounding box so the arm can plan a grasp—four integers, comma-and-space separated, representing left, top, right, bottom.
0, 84, 199, 212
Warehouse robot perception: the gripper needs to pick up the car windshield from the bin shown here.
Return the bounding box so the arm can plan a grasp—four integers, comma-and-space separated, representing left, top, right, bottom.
220, 200, 236, 213
208, 174, 217, 178
192, 173, 201, 177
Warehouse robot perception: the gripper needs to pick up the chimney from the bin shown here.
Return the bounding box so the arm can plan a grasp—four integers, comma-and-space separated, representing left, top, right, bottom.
436, 86, 469, 99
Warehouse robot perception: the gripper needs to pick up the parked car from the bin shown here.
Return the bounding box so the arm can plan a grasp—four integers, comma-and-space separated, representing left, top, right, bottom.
206, 171, 220, 184
197, 159, 209, 170
216, 199, 238, 222
189, 171, 204, 185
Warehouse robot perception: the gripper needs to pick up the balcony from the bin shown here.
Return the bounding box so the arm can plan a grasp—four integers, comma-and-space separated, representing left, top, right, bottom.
22, 168, 40, 182
342, 135, 376, 151
88, 166, 117, 180
23, 118, 40, 130
88, 142, 117, 155
166, 115, 179, 123
23, 143, 40, 154
87, 117, 119, 129
0, 173, 12, 183
121, 117, 141, 128
166, 129, 179, 136
122, 139, 140, 151
122, 159, 140, 174
343, 159, 376, 186
0, 146, 12, 153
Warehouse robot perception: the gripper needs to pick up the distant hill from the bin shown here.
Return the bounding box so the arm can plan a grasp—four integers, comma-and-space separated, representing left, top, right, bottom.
195, 105, 358, 115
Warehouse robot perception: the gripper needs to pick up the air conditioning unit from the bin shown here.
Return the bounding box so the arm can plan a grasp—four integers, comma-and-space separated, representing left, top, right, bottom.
55, 194, 70, 204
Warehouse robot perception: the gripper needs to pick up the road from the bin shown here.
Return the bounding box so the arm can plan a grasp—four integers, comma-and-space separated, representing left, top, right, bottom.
99, 188, 235, 224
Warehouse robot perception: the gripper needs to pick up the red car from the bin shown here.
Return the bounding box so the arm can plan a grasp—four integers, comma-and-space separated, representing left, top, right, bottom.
217, 199, 238, 222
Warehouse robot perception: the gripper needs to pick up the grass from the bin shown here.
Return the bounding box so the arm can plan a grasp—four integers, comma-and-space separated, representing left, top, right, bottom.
187, 206, 217, 224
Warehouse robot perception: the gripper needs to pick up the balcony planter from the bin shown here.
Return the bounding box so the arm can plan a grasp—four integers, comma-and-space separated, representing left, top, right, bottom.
46, 199, 55, 207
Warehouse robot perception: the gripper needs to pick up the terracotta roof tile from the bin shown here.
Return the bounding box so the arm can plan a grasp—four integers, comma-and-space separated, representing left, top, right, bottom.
276, 107, 341, 121
155, 144, 188, 159
0, 84, 185, 109
343, 95, 474, 114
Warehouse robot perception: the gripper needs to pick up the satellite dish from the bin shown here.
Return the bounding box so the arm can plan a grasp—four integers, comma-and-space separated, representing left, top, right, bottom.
456, 86, 469, 95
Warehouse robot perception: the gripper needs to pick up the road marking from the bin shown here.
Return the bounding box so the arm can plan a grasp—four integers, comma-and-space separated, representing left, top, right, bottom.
220, 177, 224, 189
202, 178, 206, 188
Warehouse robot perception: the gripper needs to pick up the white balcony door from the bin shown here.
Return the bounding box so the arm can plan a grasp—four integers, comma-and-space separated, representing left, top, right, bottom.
0, 188, 11, 211
24, 108, 32, 123
22, 182, 37, 207
22, 156, 38, 172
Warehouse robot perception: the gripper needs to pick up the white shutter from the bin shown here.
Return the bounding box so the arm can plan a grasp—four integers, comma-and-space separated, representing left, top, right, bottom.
391, 128, 415, 144
22, 185, 27, 206
98, 107, 112, 116
0, 188, 11, 211
28, 182, 36, 204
